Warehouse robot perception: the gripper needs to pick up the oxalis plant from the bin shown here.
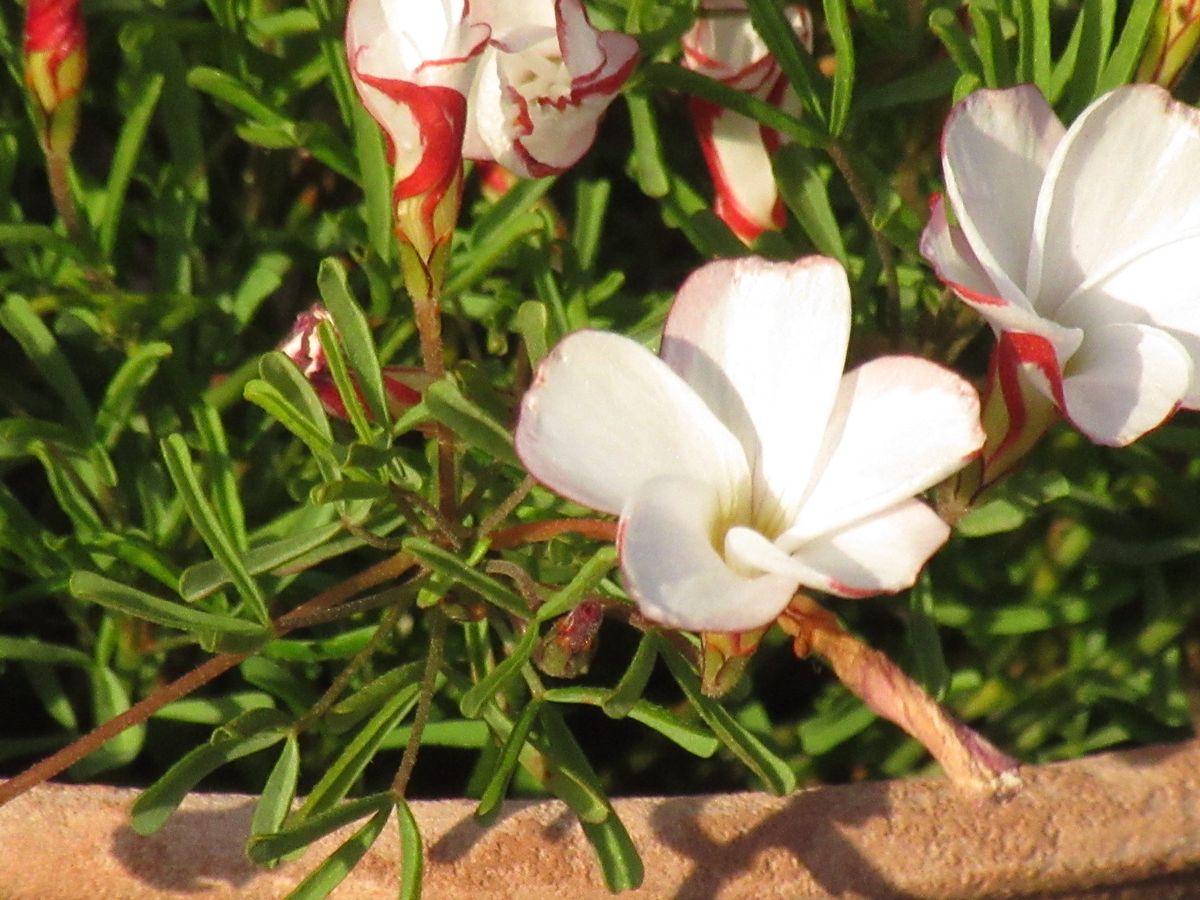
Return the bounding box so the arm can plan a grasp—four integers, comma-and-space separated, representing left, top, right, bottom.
2, 0, 1200, 895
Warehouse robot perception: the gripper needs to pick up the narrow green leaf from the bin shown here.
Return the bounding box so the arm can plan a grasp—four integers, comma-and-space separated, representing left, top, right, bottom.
929, 9, 983, 80
968, 2, 1013, 87
318, 258, 389, 427
824, 0, 855, 134
0, 296, 93, 435
252, 737, 301, 841
316, 319, 374, 442
179, 520, 345, 602
545, 686, 718, 758
572, 178, 610, 271
403, 537, 528, 619
161, 433, 268, 623
659, 640, 796, 794
1065, 0, 1116, 115
20, 662, 78, 731
0, 636, 92, 667
744, 0, 828, 129
1096, 0, 1156, 93
285, 807, 391, 900
773, 145, 847, 263
352, 104, 392, 262
602, 634, 658, 718
132, 710, 290, 834
798, 692, 876, 755
191, 403, 247, 553
71, 666, 144, 778
908, 575, 950, 700
535, 546, 616, 623
99, 72, 165, 257
514, 301, 550, 369
536, 705, 612, 824
303, 0, 358, 126
425, 378, 518, 467
249, 792, 392, 866
396, 798, 424, 900
625, 92, 670, 198
156, 692, 276, 724
459, 626, 540, 719
231, 252, 292, 329
295, 689, 419, 822
327, 664, 423, 733
580, 814, 644, 893
96, 342, 172, 447
70, 571, 268, 637
475, 698, 543, 823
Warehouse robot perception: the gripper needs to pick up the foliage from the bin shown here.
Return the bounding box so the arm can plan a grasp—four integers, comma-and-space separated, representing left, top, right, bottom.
0, 0, 1197, 894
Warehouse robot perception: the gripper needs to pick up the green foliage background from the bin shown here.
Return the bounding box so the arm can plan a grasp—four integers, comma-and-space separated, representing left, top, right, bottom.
1, 0, 1197, 893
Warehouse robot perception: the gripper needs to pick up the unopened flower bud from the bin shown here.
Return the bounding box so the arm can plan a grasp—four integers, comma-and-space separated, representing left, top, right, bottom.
1137, 1, 1200, 88
533, 599, 604, 679
24, 0, 87, 157
700, 627, 766, 697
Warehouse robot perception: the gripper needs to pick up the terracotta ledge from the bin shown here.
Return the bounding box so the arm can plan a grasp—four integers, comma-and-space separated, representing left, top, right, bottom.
2, 736, 1199, 898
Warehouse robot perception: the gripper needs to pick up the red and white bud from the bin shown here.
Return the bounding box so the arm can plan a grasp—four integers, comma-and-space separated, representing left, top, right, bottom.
23, 0, 87, 157
1137, 0, 1200, 88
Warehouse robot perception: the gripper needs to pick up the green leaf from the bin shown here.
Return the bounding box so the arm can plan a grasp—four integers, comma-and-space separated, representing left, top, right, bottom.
744, 0, 828, 130
0, 296, 93, 436
798, 691, 876, 755
249, 792, 393, 866
294, 688, 421, 822
535, 546, 616, 624
245, 352, 337, 472
402, 537, 528, 619
326, 663, 423, 733
191, 403, 247, 553
908, 575, 950, 700
424, 377, 518, 467
0, 636, 92, 667
1064, 0, 1116, 116
1095, 0, 1156, 93
161, 433, 268, 623
968, 2, 1013, 87
70, 666, 144, 778
131, 709, 290, 834
929, 9, 982, 80
602, 634, 658, 718
774, 145, 847, 263
318, 258, 389, 427
98, 72, 165, 257
316, 319, 374, 442
252, 737, 301, 842
156, 692, 276, 725
625, 92, 670, 198
352, 104, 393, 263
285, 806, 392, 900
824, 0, 856, 134
514, 301, 550, 369
544, 686, 718, 758
70, 571, 268, 638
179, 520, 345, 602
96, 342, 172, 447
572, 178, 610, 271
475, 698, 543, 822
659, 640, 796, 794
580, 814, 644, 893
459, 626, 539, 719
395, 798, 424, 900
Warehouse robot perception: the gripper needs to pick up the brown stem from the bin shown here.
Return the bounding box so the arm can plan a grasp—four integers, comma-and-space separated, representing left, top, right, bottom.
488, 517, 618, 550
45, 150, 83, 247
779, 597, 1020, 795
826, 141, 901, 339
0, 552, 417, 807
391, 608, 447, 797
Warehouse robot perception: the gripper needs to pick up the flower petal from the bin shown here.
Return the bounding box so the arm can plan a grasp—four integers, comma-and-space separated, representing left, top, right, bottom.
778, 356, 983, 545
941, 85, 1065, 306
515, 330, 750, 517
1030, 85, 1200, 316
660, 256, 850, 534
728, 500, 949, 598
1060, 322, 1193, 446
620, 476, 798, 632
789, 500, 951, 598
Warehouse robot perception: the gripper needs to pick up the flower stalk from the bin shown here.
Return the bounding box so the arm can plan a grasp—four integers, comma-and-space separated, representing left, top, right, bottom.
778, 596, 1021, 795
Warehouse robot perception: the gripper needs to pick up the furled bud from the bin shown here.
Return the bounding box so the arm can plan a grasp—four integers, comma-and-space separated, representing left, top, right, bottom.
1137, 0, 1200, 88
699, 627, 766, 697
23, 0, 87, 157
533, 599, 604, 678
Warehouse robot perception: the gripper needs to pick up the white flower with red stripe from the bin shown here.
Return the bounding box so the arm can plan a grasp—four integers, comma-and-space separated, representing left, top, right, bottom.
515, 257, 983, 633
921, 85, 1200, 462
682, 1, 812, 244
463, 0, 638, 178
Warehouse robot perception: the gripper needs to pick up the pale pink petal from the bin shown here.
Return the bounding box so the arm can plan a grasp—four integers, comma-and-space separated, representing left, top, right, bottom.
1031, 85, 1200, 316
1055, 233, 1200, 406
1060, 322, 1193, 446
515, 330, 750, 517
787, 499, 951, 598
778, 356, 983, 545
660, 256, 850, 535
620, 476, 798, 632
941, 85, 1065, 305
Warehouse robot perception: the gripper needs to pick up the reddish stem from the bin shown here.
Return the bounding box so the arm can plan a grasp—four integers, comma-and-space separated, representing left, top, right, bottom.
489, 518, 618, 550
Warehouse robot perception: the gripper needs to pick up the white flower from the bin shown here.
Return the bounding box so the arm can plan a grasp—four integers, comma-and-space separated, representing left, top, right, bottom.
463, 0, 638, 177
682, 1, 812, 243
921, 84, 1200, 447
515, 257, 983, 632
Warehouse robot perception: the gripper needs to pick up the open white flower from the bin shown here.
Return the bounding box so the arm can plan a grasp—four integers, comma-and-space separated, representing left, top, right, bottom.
464, 0, 638, 177
921, 84, 1200, 448
515, 257, 983, 632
